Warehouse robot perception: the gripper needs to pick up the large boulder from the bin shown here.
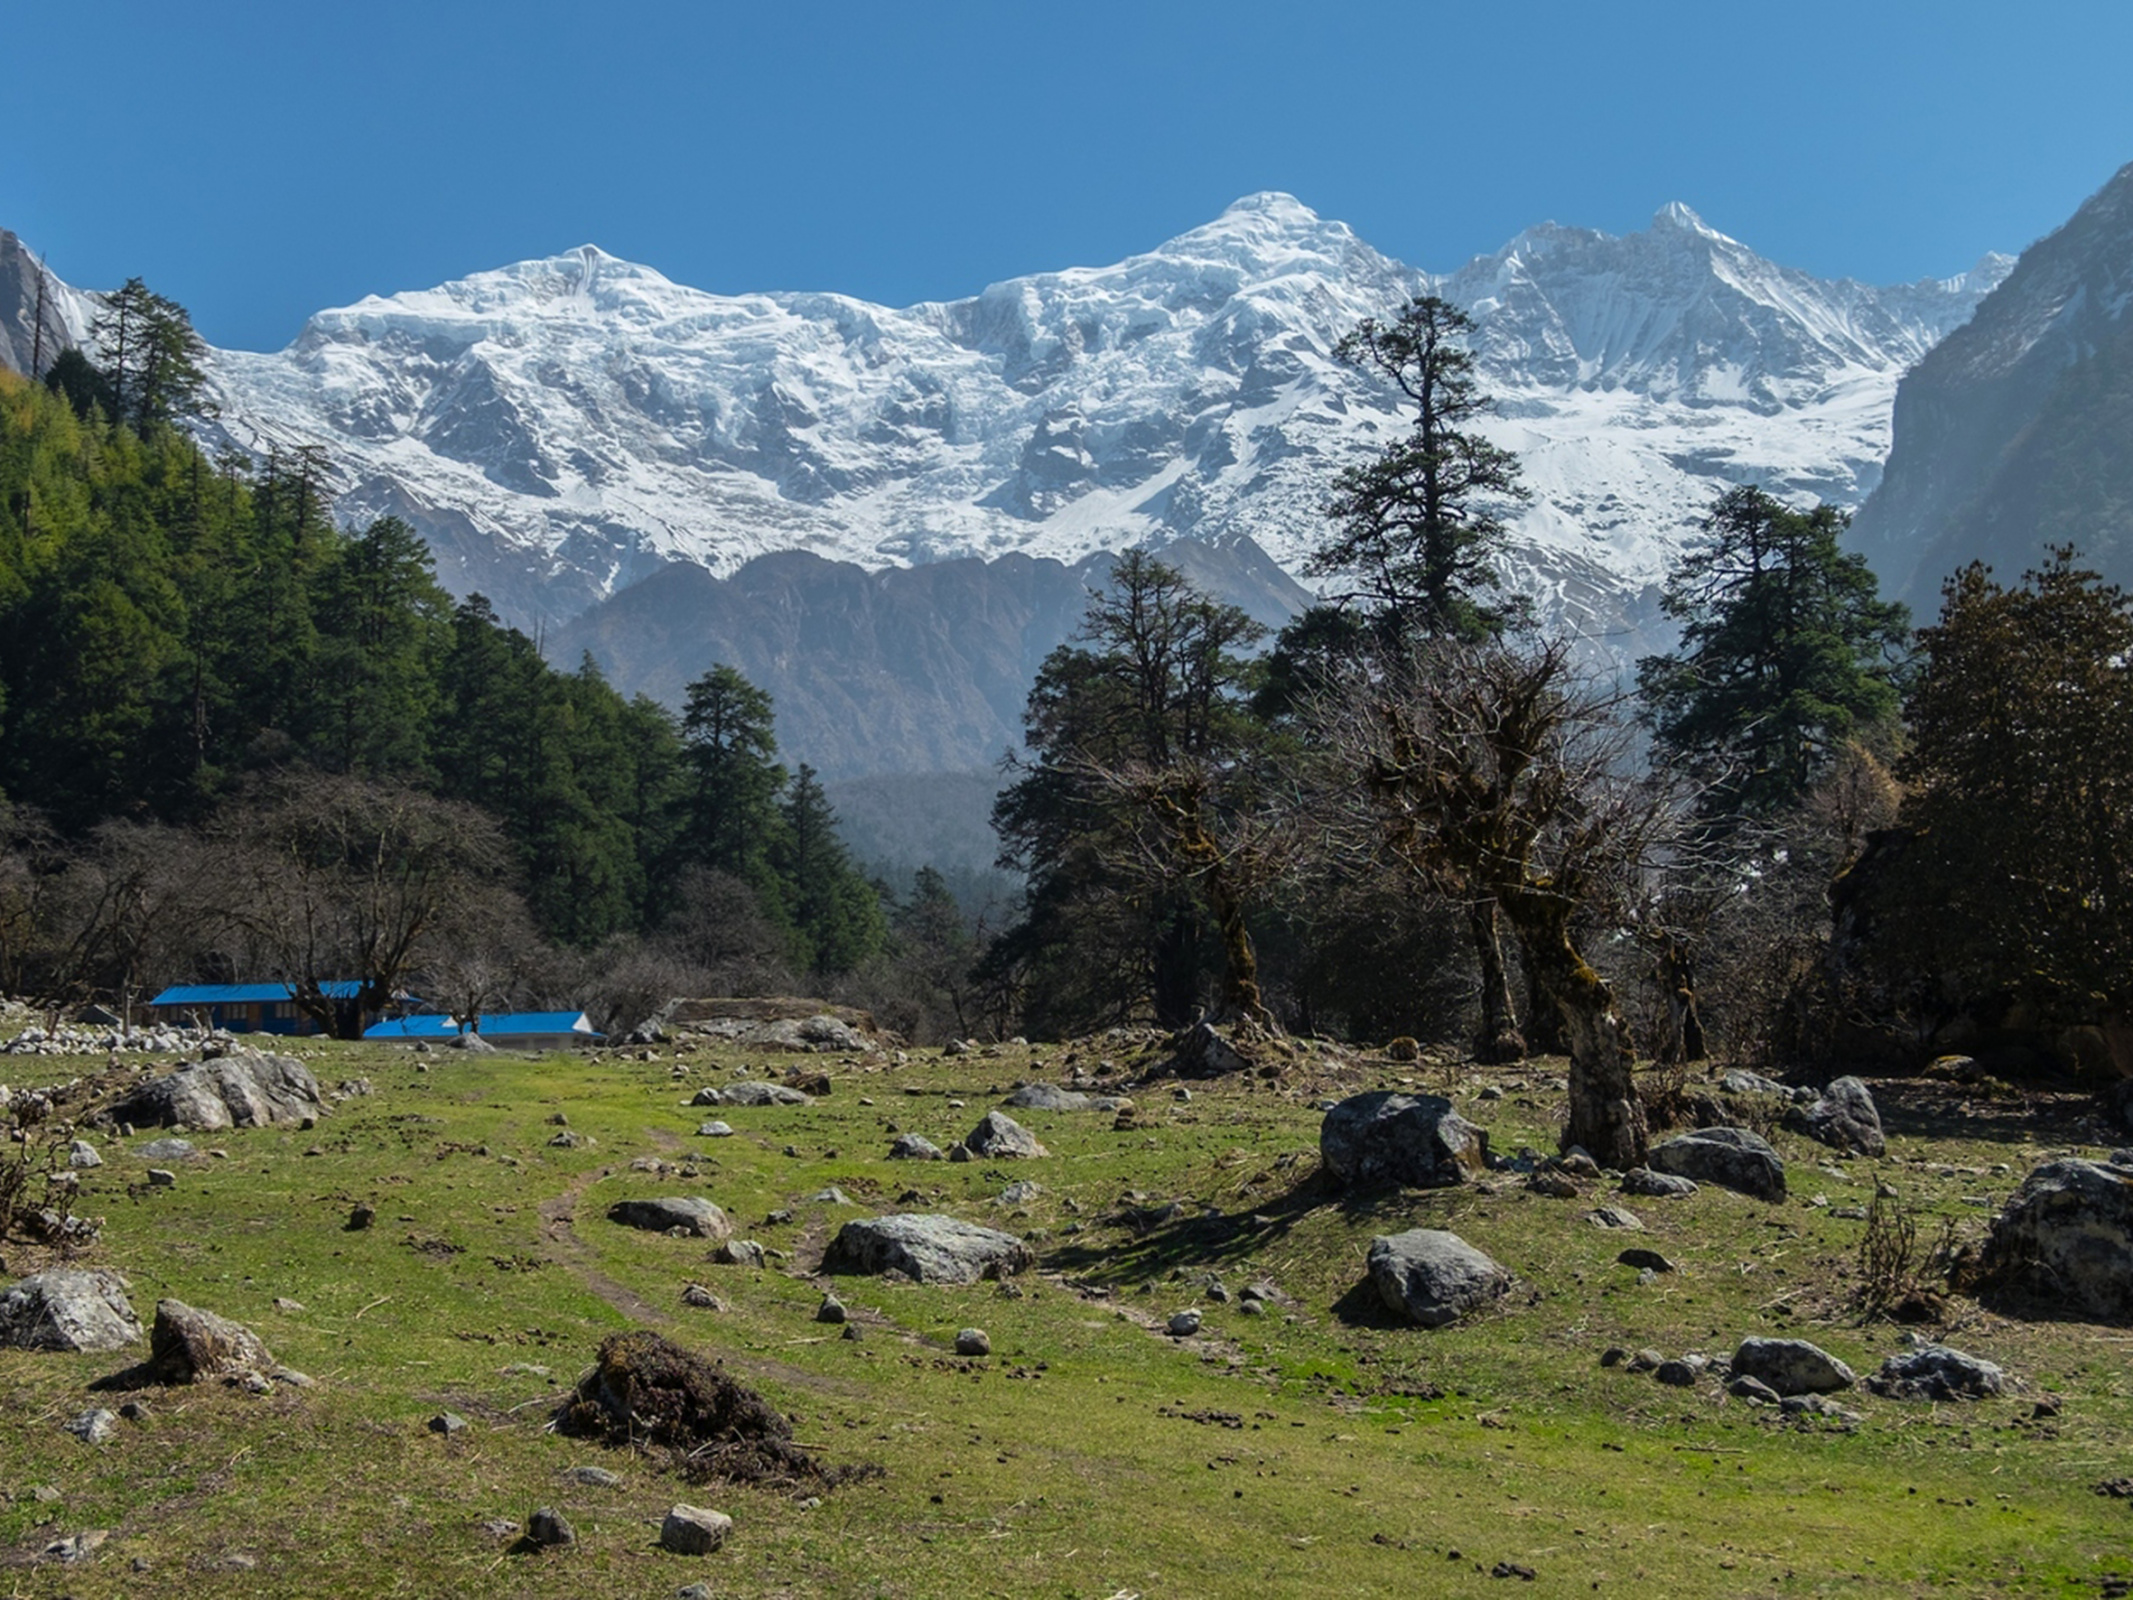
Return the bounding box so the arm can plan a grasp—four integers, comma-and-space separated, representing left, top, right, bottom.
608, 1198, 733, 1242
963, 1111, 1047, 1159
1789, 1076, 1887, 1157
1866, 1344, 2007, 1401
107, 1048, 324, 1131
1320, 1092, 1490, 1190
0, 1269, 142, 1352
1648, 1127, 1786, 1202
1730, 1336, 1855, 1396
1983, 1157, 2133, 1316
703, 1081, 811, 1107
150, 1299, 275, 1383
1366, 1230, 1513, 1328
820, 1214, 1033, 1284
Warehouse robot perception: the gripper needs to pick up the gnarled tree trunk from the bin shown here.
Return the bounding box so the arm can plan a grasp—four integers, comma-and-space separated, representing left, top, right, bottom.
1501, 887, 1646, 1169
1466, 899, 1525, 1063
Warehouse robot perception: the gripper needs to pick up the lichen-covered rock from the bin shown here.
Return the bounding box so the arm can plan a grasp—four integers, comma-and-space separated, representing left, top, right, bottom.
107, 1048, 324, 1131
704, 1081, 811, 1107
0, 1269, 142, 1352
1320, 1092, 1491, 1190
963, 1110, 1046, 1159
1649, 1127, 1786, 1201
661, 1504, 733, 1554
1729, 1336, 1855, 1396
887, 1132, 943, 1160
1983, 1158, 2133, 1316
1790, 1076, 1887, 1157
1866, 1344, 2007, 1401
608, 1197, 733, 1241
820, 1213, 1032, 1284
1621, 1166, 1699, 1198
150, 1299, 276, 1383
1366, 1229, 1513, 1327
1004, 1083, 1090, 1111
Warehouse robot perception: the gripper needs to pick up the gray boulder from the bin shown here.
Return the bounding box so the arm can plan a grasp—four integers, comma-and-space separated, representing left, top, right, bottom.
964, 1110, 1047, 1159
607, 1197, 733, 1242
1866, 1344, 2007, 1401
1649, 1128, 1786, 1202
0, 1269, 142, 1352
1730, 1336, 1855, 1396
708, 1081, 812, 1107
820, 1213, 1033, 1284
1005, 1084, 1090, 1111
150, 1299, 276, 1383
1366, 1229, 1513, 1328
660, 1504, 733, 1554
711, 1238, 765, 1268
108, 1048, 324, 1131
1621, 1167, 1699, 1198
135, 1137, 197, 1162
1320, 1092, 1491, 1190
1720, 1069, 1803, 1101
887, 1132, 943, 1160
1983, 1158, 2133, 1316
1790, 1076, 1887, 1157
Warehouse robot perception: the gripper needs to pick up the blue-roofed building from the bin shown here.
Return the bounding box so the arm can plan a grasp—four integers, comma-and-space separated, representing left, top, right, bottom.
147, 981, 375, 1036
362, 1011, 603, 1050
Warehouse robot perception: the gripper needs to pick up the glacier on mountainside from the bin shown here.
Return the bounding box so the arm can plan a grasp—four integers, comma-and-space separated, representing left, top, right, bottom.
177, 194, 2009, 640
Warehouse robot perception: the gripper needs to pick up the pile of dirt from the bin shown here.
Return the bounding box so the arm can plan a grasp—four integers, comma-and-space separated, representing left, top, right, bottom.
556, 1330, 878, 1489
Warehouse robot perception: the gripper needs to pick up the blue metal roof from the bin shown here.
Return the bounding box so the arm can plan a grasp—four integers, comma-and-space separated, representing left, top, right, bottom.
152, 982, 365, 1006
362, 1011, 600, 1041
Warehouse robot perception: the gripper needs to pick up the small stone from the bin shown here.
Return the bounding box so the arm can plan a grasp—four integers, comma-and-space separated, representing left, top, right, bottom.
681, 1284, 724, 1310
346, 1204, 374, 1231
1599, 1346, 1629, 1368
273, 1297, 306, 1313
1167, 1309, 1202, 1337
66, 1139, 101, 1169
1653, 1358, 1700, 1388
1626, 1348, 1664, 1373
526, 1506, 575, 1547
955, 1327, 991, 1356
1585, 1206, 1644, 1230
841, 1322, 865, 1341
816, 1293, 847, 1325
1239, 1299, 1265, 1316
565, 1465, 622, 1488
147, 1168, 177, 1188
696, 1121, 734, 1138
660, 1504, 733, 1554
1728, 1374, 1781, 1403
64, 1407, 116, 1444
1617, 1247, 1676, 1273
429, 1411, 468, 1435
30, 1485, 61, 1503
119, 1400, 151, 1422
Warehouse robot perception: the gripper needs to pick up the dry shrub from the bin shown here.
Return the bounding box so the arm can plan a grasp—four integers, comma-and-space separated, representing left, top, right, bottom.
557, 1330, 879, 1489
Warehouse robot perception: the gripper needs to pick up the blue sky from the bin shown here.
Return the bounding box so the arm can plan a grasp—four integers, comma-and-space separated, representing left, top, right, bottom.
9, 0, 2131, 352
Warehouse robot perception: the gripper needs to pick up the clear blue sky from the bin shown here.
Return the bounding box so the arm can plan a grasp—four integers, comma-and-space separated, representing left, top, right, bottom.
8, 0, 2131, 352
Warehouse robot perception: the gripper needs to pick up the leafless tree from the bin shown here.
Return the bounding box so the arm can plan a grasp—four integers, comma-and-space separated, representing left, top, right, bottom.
1307, 636, 1676, 1168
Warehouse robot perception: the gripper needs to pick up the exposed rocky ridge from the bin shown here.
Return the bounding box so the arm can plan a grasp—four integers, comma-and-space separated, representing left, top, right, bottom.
1852, 161, 2133, 609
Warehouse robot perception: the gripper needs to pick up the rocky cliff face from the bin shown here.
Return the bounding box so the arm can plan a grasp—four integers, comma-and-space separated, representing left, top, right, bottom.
0, 231, 94, 381
1851, 162, 2133, 611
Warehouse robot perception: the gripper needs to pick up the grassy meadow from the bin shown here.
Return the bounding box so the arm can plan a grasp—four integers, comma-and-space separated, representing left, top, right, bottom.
0, 1033, 2124, 1598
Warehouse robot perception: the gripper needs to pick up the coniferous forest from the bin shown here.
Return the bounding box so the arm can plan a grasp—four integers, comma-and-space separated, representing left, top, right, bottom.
7, 283, 2132, 1145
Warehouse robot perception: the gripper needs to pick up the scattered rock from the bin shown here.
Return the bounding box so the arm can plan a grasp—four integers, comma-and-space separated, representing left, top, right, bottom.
1866, 1344, 2008, 1401
681, 1284, 724, 1310
1616, 1247, 1676, 1273
149, 1299, 275, 1384
63, 1407, 116, 1444
1648, 1128, 1786, 1202
1790, 1076, 1887, 1157
1164, 1020, 1256, 1078
565, 1465, 622, 1488
0, 1269, 142, 1353
526, 1506, 575, 1547
44, 1528, 108, 1562
1166, 1309, 1202, 1337
135, 1137, 196, 1162
696, 1120, 735, 1138
820, 1214, 1034, 1285
1729, 1374, 1781, 1403
1620, 1167, 1699, 1198
816, 1294, 847, 1325
660, 1504, 733, 1554
607, 1198, 733, 1242
1366, 1229, 1513, 1328
430, 1411, 468, 1435
1730, 1336, 1855, 1396
887, 1132, 942, 1160
963, 1110, 1047, 1159
997, 1180, 1041, 1205
1005, 1083, 1090, 1111
1720, 1069, 1803, 1101
1525, 1170, 1580, 1199
955, 1328, 991, 1356
1983, 1159, 2133, 1317
346, 1204, 375, 1231
66, 1139, 101, 1169
145, 1169, 176, 1188
807, 1186, 854, 1206
108, 1047, 325, 1130
708, 1081, 812, 1108
1585, 1206, 1644, 1230
712, 1239, 766, 1268
1654, 1356, 1706, 1388
1320, 1092, 1491, 1190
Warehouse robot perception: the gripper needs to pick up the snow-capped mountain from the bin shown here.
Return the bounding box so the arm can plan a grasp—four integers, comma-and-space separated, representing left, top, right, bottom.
0, 231, 98, 381
187, 195, 2008, 638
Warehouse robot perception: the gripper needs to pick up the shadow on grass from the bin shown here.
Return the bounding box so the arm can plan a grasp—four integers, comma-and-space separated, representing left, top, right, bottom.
1871, 1079, 2102, 1149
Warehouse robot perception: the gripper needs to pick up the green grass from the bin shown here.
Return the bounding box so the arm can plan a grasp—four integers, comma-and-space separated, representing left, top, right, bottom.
0, 1038, 2124, 1597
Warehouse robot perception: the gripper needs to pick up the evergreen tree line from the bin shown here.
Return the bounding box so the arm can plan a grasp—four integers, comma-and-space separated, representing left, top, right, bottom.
0, 329, 913, 1032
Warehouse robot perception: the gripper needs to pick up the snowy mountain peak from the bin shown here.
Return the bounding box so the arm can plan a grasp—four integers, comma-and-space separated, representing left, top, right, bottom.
183, 196, 2005, 645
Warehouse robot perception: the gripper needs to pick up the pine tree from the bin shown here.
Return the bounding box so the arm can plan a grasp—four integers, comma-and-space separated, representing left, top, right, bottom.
1312, 296, 1528, 641
1637, 486, 1910, 826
